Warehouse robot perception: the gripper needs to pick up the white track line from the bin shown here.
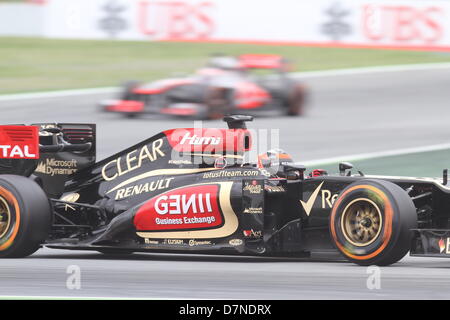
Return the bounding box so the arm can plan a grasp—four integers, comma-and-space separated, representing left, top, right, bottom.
0, 295, 164, 300
302, 142, 450, 166
2, 61, 450, 102
291, 61, 450, 79
0, 87, 118, 102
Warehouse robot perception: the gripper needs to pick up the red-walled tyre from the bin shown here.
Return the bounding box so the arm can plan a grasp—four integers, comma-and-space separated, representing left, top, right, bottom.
0, 175, 52, 258
329, 179, 417, 266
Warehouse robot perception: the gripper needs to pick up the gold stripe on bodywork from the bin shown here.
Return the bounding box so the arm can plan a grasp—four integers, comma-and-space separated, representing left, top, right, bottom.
106, 168, 219, 194
136, 181, 238, 239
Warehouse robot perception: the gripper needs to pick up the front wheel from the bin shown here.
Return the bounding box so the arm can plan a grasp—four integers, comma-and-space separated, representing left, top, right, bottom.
329, 179, 417, 266
0, 175, 52, 258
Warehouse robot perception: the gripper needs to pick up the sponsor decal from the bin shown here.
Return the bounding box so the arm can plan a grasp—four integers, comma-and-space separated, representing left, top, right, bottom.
155, 193, 213, 215
0, 126, 39, 159
106, 168, 217, 195
165, 128, 251, 154
242, 179, 264, 216
99, 0, 128, 38
138, 1, 215, 40
61, 193, 80, 203
243, 180, 263, 194
259, 169, 271, 177
203, 170, 259, 179
144, 238, 159, 245
0, 145, 36, 159
243, 207, 263, 214
180, 132, 220, 146
229, 239, 243, 246
321, 189, 338, 209
243, 229, 262, 239
439, 238, 450, 254
101, 138, 165, 181
154, 216, 217, 226
214, 157, 227, 169
189, 239, 212, 247
321, 2, 352, 41
264, 185, 285, 193
362, 4, 443, 44
113, 177, 173, 200
168, 159, 192, 165
300, 183, 339, 216
134, 184, 223, 231
145, 239, 212, 247
60, 192, 80, 211
165, 239, 183, 245
300, 182, 324, 216
35, 158, 78, 176
136, 182, 238, 239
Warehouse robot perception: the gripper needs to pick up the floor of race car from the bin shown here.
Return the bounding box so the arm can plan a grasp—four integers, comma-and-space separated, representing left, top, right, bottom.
2, 66, 450, 299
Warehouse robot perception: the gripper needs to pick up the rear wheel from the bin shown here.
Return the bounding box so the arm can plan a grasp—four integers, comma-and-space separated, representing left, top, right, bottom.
286, 83, 307, 116
329, 179, 417, 266
0, 175, 52, 258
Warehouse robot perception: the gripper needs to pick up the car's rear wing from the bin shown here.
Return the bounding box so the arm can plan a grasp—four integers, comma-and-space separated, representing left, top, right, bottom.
0, 123, 96, 198
238, 54, 289, 70
0, 125, 40, 159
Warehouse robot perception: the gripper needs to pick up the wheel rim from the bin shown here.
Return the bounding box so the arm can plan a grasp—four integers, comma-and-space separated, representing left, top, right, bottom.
0, 197, 11, 239
340, 198, 383, 247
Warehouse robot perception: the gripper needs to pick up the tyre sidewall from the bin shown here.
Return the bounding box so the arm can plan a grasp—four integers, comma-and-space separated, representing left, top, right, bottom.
330, 179, 416, 266
0, 175, 51, 258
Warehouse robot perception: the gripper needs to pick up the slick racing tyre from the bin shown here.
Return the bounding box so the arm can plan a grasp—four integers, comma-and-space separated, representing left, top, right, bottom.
329, 179, 417, 266
0, 175, 52, 258
286, 83, 307, 116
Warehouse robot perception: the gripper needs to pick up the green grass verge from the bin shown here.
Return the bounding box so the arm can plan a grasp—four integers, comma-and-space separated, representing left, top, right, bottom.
2, 37, 450, 94
311, 149, 450, 178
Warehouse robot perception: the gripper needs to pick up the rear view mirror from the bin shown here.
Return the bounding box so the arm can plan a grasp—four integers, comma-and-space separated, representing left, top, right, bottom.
339, 162, 354, 176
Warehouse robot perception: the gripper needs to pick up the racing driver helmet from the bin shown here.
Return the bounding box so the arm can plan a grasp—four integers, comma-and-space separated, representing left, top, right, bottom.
257, 148, 294, 177
208, 55, 241, 71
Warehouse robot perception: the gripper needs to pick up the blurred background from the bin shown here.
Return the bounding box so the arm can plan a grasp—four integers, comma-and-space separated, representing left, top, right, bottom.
1, 0, 450, 176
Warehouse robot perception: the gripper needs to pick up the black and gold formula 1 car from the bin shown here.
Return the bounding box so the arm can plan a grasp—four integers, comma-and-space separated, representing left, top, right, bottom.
0, 115, 446, 265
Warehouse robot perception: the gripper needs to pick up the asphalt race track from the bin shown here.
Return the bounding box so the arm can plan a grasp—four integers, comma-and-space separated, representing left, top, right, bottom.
1, 67, 450, 299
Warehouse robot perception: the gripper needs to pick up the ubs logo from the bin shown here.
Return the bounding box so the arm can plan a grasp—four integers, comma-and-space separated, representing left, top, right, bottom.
99, 0, 128, 38
320, 2, 352, 41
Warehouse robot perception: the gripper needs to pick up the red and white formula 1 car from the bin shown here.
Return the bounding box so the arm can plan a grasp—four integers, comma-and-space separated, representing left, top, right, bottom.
100, 54, 307, 120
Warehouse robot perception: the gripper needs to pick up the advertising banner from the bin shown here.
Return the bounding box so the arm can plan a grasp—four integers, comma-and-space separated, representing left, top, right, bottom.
1, 0, 450, 51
